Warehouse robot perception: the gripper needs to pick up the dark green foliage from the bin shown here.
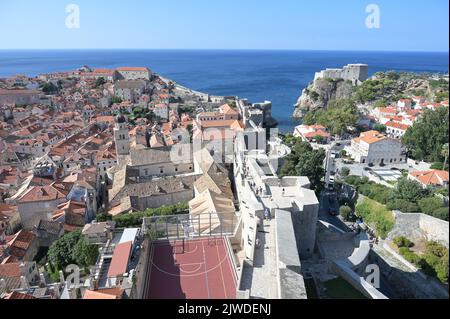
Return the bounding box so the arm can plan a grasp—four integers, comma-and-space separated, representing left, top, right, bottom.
393, 236, 413, 248
418, 197, 444, 215
47, 231, 98, 271
356, 199, 394, 239
111, 96, 123, 104
402, 107, 449, 162
339, 206, 352, 221
373, 123, 387, 133
40, 82, 59, 94
279, 138, 325, 192
340, 167, 350, 177
113, 203, 189, 228
390, 177, 430, 203
386, 199, 420, 213
95, 213, 112, 222
302, 99, 359, 136
431, 207, 449, 221
95, 77, 106, 88
398, 241, 449, 284
355, 78, 398, 103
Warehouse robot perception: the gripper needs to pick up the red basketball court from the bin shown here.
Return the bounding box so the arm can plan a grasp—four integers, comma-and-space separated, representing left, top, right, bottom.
145, 237, 237, 299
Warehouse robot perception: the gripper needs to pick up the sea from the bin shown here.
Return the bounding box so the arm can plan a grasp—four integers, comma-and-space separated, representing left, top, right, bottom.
0, 50, 448, 133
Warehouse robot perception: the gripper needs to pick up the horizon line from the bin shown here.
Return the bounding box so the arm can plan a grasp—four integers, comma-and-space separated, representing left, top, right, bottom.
0, 48, 449, 54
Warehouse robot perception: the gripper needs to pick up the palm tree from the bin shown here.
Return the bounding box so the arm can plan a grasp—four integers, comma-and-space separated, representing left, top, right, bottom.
442, 143, 449, 171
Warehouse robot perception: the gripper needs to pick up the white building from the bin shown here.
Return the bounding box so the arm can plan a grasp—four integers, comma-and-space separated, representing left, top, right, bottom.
385, 121, 409, 139
345, 130, 406, 165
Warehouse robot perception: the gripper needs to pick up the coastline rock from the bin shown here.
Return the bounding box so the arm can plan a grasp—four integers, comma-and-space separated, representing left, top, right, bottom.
293, 78, 355, 118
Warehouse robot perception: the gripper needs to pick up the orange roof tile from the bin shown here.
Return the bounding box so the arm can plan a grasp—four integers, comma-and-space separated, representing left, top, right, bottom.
410, 170, 449, 186
107, 241, 132, 278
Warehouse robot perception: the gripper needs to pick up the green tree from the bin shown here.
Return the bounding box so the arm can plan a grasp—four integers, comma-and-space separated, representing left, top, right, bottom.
393, 236, 414, 248
40, 82, 59, 94
402, 107, 449, 162
391, 177, 430, 203
442, 143, 449, 171
340, 167, 350, 177
111, 96, 123, 104
373, 123, 387, 133
302, 99, 359, 137
96, 213, 112, 222
432, 207, 449, 221
418, 197, 444, 215
339, 206, 352, 221
47, 231, 99, 271
47, 231, 82, 270
280, 140, 325, 192
72, 237, 99, 268
95, 77, 106, 88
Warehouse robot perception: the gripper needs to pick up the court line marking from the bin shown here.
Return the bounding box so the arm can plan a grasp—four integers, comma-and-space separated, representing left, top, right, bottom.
179, 263, 204, 274
202, 241, 211, 299
150, 240, 232, 277
145, 243, 155, 298
216, 239, 228, 298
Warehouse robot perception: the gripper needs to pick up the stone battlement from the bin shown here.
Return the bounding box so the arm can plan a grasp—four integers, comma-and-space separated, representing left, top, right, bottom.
314, 64, 369, 85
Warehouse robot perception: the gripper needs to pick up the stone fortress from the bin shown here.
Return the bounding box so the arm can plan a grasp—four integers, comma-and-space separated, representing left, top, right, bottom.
314, 63, 369, 85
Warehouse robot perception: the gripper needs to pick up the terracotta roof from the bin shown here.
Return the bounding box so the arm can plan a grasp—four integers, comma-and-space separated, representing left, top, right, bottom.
3, 291, 36, 299
0, 262, 21, 277
376, 107, 397, 115
385, 121, 409, 131
19, 183, 70, 203
303, 131, 331, 138
8, 230, 36, 258
220, 104, 239, 115
83, 288, 124, 299
410, 170, 449, 186
107, 241, 132, 278
354, 130, 387, 145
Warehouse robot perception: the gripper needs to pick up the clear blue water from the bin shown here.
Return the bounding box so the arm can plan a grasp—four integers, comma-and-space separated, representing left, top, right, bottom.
0, 50, 448, 132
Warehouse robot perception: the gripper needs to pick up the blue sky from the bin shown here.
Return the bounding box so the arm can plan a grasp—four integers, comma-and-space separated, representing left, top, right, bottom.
0, 0, 448, 51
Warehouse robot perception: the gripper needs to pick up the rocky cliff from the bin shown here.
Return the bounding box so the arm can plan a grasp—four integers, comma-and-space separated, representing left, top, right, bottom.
293, 78, 355, 118
292, 71, 449, 118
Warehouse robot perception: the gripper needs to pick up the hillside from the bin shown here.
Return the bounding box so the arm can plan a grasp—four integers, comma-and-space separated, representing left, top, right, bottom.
293, 71, 449, 118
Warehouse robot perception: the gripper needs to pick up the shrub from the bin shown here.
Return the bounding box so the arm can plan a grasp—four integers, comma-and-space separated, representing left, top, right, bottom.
96, 213, 112, 222
432, 207, 449, 221
113, 203, 189, 228
393, 236, 414, 248
386, 199, 420, 213
340, 167, 350, 177
339, 206, 352, 221
435, 261, 449, 284
398, 247, 421, 264
356, 198, 394, 239
425, 241, 447, 258
418, 197, 444, 215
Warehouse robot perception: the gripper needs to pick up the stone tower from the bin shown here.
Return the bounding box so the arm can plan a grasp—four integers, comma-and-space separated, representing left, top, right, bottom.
114, 114, 130, 157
